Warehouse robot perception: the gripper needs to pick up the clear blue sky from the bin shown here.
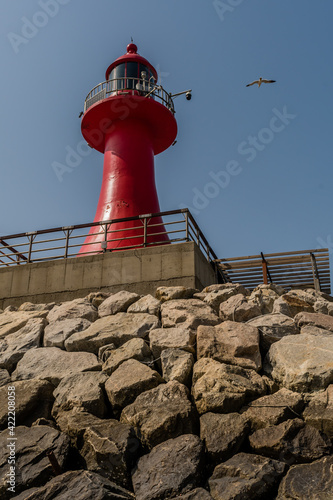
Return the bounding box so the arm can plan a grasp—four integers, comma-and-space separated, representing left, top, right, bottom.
1, 1, 332, 280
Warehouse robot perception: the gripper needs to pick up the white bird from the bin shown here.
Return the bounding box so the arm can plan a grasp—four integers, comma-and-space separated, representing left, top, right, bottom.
246, 77, 276, 87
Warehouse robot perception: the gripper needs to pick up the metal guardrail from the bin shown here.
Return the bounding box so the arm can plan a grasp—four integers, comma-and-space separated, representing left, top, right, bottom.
84, 77, 175, 114
0, 209, 224, 278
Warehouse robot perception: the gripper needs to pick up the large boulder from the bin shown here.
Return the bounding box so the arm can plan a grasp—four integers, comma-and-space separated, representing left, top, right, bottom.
200, 412, 250, 465
127, 294, 161, 316
132, 434, 205, 500
247, 313, 299, 351
0, 426, 70, 499
192, 358, 266, 415
55, 408, 108, 446
170, 489, 213, 499
243, 388, 304, 430
273, 293, 314, 317
52, 371, 108, 418
219, 294, 261, 322
294, 311, 333, 332
0, 318, 45, 372
248, 418, 332, 464
105, 359, 163, 414
303, 385, 333, 438
11, 347, 101, 386
248, 284, 284, 314
102, 338, 152, 375
0, 379, 54, 430
264, 333, 333, 392
149, 326, 196, 362
10, 470, 135, 500
65, 313, 159, 354
47, 298, 98, 323
120, 380, 197, 449
43, 318, 91, 349
0, 368, 10, 387
208, 452, 287, 500
161, 348, 194, 387
199, 284, 248, 313
156, 286, 198, 302
197, 321, 261, 371
161, 299, 220, 330
0, 310, 48, 339
98, 291, 140, 317
276, 456, 333, 499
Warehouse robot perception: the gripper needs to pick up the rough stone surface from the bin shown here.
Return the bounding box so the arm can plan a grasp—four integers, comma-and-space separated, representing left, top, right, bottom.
208, 452, 287, 500
47, 298, 98, 323
11, 470, 135, 500
86, 291, 111, 308
161, 299, 220, 330
247, 313, 299, 351
11, 347, 101, 386
249, 418, 332, 464
65, 312, 159, 354
161, 348, 194, 387
0, 310, 48, 339
120, 380, 197, 449
132, 434, 205, 500
18, 302, 55, 312
314, 299, 333, 316
0, 368, 10, 387
303, 385, 333, 438
170, 489, 213, 499
55, 408, 108, 446
105, 359, 163, 414
264, 333, 333, 392
43, 318, 91, 349
219, 294, 261, 322
202, 283, 248, 295
102, 337, 152, 375
52, 371, 108, 418
197, 321, 261, 371
243, 388, 304, 430
294, 311, 333, 332
200, 285, 248, 313
156, 286, 198, 302
192, 358, 266, 415
149, 326, 196, 361
200, 412, 250, 465
0, 318, 45, 372
276, 456, 333, 500
273, 293, 314, 317
127, 294, 161, 316
98, 291, 140, 317
248, 285, 283, 314
0, 426, 70, 499
0, 379, 54, 430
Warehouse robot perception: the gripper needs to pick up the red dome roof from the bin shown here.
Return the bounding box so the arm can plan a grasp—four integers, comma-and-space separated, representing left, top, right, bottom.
105, 43, 158, 81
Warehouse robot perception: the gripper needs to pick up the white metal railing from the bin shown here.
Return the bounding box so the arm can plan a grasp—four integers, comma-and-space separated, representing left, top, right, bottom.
84, 77, 175, 114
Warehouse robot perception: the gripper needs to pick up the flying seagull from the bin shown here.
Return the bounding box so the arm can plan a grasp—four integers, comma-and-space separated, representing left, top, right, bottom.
246, 77, 276, 87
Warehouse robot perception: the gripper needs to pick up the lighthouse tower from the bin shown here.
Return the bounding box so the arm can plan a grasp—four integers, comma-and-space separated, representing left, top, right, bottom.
79, 43, 177, 254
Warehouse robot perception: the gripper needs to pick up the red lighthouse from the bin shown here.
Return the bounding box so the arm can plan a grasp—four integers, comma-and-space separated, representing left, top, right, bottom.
79, 43, 178, 254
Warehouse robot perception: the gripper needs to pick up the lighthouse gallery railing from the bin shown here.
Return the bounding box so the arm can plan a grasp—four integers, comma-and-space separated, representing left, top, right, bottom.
84, 77, 175, 114
0, 209, 219, 270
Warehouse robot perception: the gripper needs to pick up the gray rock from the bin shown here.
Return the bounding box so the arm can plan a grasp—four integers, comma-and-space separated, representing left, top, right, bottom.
161, 348, 194, 387
202, 283, 249, 295
249, 418, 332, 464
273, 293, 314, 317
0, 379, 54, 430
0, 368, 10, 387
161, 299, 220, 330
192, 358, 266, 415
86, 291, 111, 308
149, 326, 196, 362
11, 347, 101, 386
264, 333, 333, 392
156, 286, 198, 302
11, 470, 135, 500
248, 284, 284, 314
0, 310, 48, 339
303, 385, 333, 438
208, 452, 287, 500
202, 287, 248, 313
105, 359, 163, 414
0, 425, 70, 499
43, 318, 91, 349
52, 371, 108, 418
0, 318, 45, 372
132, 434, 205, 500
247, 313, 299, 351
314, 299, 333, 316
18, 302, 55, 312
127, 294, 161, 316
98, 291, 140, 317
55, 408, 109, 446
200, 412, 250, 465
294, 311, 333, 332
47, 297, 98, 323
120, 380, 197, 449
102, 338, 152, 375
219, 294, 261, 322
170, 489, 213, 500
65, 312, 159, 354
276, 456, 333, 500
243, 388, 304, 430
197, 321, 261, 371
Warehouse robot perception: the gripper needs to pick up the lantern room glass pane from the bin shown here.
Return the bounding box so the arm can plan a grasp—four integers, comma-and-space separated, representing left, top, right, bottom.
126, 62, 139, 89
109, 63, 125, 91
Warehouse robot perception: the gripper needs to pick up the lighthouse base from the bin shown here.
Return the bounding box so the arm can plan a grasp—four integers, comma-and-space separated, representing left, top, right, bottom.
0, 242, 217, 309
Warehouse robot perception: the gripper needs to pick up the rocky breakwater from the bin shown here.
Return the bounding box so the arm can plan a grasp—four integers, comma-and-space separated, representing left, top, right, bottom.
0, 285, 332, 499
